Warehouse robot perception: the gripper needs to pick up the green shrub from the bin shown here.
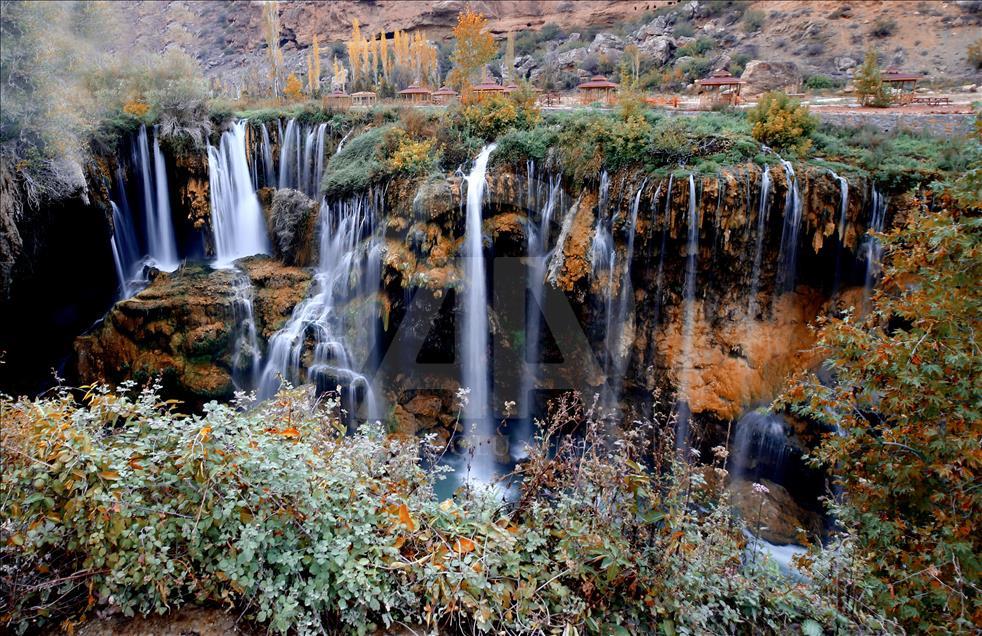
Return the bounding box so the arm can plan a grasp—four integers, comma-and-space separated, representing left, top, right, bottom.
677, 36, 715, 58
491, 125, 559, 166
742, 9, 766, 33
747, 91, 818, 155
321, 124, 393, 197
870, 17, 897, 38
673, 19, 695, 38
803, 74, 844, 91
1, 384, 891, 635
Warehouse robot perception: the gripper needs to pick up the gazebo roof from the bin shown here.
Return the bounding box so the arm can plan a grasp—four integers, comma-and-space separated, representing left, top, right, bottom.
473, 80, 504, 91
398, 84, 432, 95
881, 69, 923, 83
326, 89, 350, 97
696, 69, 744, 86
502, 83, 520, 93
351, 91, 377, 97
577, 75, 618, 89
432, 86, 458, 96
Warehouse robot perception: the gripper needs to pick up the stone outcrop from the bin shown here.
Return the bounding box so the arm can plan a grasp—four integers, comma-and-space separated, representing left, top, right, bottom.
740, 60, 803, 96
267, 188, 320, 266
729, 479, 823, 545
75, 259, 310, 402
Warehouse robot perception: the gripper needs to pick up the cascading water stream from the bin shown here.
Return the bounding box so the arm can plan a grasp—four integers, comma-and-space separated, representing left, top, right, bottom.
258, 191, 383, 420
522, 173, 563, 421
602, 178, 647, 409
831, 170, 849, 240
277, 119, 330, 197
863, 187, 887, 308
207, 120, 270, 267
676, 175, 699, 449
134, 125, 179, 271
460, 144, 496, 481
775, 160, 802, 293
229, 271, 262, 390
747, 165, 772, 317
651, 174, 674, 327
730, 409, 790, 481
109, 201, 141, 299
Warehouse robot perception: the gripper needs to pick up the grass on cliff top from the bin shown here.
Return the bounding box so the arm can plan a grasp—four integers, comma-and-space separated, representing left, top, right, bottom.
254, 99, 978, 198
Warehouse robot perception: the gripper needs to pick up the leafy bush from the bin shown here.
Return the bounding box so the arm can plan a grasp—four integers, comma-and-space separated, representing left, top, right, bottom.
673, 19, 695, 38
491, 125, 559, 166
386, 129, 439, 176
321, 124, 393, 197
747, 91, 818, 155
677, 36, 715, 58
853, 49, 892, 107
803, 74, 844, 91
783, 206, 982, 634
1, 385, 891, 635
870, 17, 897, 38
742, 9, 766, 33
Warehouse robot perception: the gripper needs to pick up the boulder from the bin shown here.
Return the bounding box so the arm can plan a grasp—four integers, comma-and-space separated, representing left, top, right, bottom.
729, 479, 823, 545
637, 35, 676, 66
392, 404, 418, 436
405, 394, 443, 418
588, 32, 625, 59
551, 46, 590, 71
739, 60, 802, 96
514, 54, 538, 80
268, 188, 319, 266
634, 15, 672, 40
833, 56, 857, 72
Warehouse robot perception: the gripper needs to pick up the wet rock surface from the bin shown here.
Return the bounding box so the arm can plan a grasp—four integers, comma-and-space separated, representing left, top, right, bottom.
75, 258, 310, 403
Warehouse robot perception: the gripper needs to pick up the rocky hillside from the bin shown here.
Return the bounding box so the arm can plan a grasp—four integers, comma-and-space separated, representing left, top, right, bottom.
117, 0, 982, 88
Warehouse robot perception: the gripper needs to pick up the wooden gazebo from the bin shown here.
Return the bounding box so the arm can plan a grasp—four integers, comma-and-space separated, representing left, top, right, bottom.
432, 86, 459, 105
472, 79, 505, 101
398, 84, 432, 104
577, 75, 618, 105
695, 69, 744, 107
502, 83, 520, 94
881, 69, 924, 105
351, 91, 377, 107
323, 89, 351, 110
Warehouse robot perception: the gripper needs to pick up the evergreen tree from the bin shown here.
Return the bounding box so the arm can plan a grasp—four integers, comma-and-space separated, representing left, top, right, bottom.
854, 48, 889, 107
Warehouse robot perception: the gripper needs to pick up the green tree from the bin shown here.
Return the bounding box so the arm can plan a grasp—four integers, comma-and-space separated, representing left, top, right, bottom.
854, 48, 890, 107
783, 202, 982, 632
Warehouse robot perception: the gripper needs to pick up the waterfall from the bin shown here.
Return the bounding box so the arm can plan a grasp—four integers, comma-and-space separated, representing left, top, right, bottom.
830, 170, 849, 240
460, 144, 496, 479
863, 187, 888, 307
134, 126, 179, 271
109, 201, 141, 299
277, 119, 328, 197
260, 123, 275, 188
522, 173, 563, 420
602, 179, 647, 409
230, 271, 262, 390
278, 119, 299, 190
207, 120, 270, 267
747, 165, 772, 317
651, 174, 674, 327
676, 175, 699, 449
730, 409, 790, 482
588, 171, 614, 280
775, 160, 802, 293
258, 191, 383, 421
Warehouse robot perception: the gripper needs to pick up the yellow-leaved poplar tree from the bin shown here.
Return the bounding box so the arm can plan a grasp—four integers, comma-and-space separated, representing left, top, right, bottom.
284, 72, 303, 101
262, 1, 285, 96
449, 10, 497, 90
306, 34, 321, 95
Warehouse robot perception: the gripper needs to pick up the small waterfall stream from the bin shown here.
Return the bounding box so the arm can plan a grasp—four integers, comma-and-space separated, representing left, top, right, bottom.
730, 409, 790, 481
134, 125, 178, 271
460, 144, 496, 481
109, 201, 141, 299
208, 120, 270, 267
863, 187, 888, 307
747, 166, 772, 317
230, 271, 262, 390
676, 175, 699, 449
258, 191, 383, 419
277, 119, 330, 197
523, 173, 563, 420
776, 160, 802, 293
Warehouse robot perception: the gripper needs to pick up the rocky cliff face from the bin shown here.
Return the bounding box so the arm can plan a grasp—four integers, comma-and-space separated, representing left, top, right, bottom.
115, 0, 981, 91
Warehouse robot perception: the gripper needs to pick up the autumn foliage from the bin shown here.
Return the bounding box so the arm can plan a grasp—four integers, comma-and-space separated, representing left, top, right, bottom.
783, 202, 982, 632
448, 10, 497, 91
